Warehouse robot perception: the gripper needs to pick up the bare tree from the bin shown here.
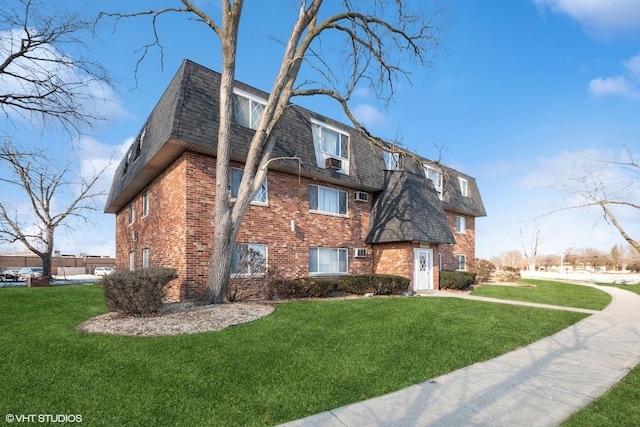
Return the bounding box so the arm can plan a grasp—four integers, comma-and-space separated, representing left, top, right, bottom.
519, 224, 540, 271
554, 145, 640, 255
0, 141, 108, 278
0, 0, 112, 134
102, 0, 444, 304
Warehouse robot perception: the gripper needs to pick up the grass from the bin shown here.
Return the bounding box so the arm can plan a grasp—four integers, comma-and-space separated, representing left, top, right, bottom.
471, 278, 640, 426
561, 363, 640, 426
470, 278, 611, 310
0, 284, 589, 427
562, 280, 640, 426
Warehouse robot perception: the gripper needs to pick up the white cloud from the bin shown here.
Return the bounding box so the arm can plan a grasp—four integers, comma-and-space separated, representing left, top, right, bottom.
476, 147, 640, 259
352, 103, 387, 130
0, 28, 129, 129
624, 54, 640, 77
589, 76, 635, 97
534, 0, 640, 38
75, 136, 131, 201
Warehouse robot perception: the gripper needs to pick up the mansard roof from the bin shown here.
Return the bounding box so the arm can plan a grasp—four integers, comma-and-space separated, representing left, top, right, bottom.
366, 170, 455, 244
105, 59, 486, 238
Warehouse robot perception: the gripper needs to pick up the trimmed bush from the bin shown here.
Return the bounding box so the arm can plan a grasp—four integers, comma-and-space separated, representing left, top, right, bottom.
102, 267, 178, 317
339, 274, 409, 295
494, 266, 521, 282
275, 277, 338, 298
439, 270, 476, 290
472, 259, 496, 284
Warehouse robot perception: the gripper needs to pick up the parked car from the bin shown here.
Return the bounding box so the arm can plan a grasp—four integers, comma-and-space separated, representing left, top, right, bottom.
1, 269, 20, 281
94, 267, 115, 276
17, 267, 43, 281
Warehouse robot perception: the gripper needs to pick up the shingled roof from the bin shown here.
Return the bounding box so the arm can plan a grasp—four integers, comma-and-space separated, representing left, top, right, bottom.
367, 170, 455, 244
105, 59, 486, 243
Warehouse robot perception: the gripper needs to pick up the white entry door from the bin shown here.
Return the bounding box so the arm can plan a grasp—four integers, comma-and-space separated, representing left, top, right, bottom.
414, 248, 433, 291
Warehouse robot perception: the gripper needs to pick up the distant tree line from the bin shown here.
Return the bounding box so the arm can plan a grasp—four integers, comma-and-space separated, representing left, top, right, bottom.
489, 244, 640, 272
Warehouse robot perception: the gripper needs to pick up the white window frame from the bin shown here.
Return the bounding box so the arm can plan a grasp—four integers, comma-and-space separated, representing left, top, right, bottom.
142, 191, 150, 218
456, 254, 467, 272
458, 177, 468, 197
129, 202, 135, 225
383, 151, 399, 170
309, 185, 348, 216
424, 165, 443, 200
232, 88, 267, 130
310, 119, 350, 174
129, 251, 135, 271
142, 248, 150, 269
456, 215, 466, 234
231, 243, 267, 277
230, 167, 268, 205
309, 247, 348, 275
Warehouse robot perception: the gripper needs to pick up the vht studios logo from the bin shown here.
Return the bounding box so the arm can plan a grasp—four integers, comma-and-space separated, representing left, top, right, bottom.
5, 414, 83, 423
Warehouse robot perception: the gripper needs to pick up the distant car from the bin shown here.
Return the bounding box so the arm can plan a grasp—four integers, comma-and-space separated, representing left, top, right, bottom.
94, 267, 115, 276
1, 269, 20, 281
17, 267, 43, 281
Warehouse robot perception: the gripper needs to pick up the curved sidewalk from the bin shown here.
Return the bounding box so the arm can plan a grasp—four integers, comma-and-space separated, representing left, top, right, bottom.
280, 284, 640, 427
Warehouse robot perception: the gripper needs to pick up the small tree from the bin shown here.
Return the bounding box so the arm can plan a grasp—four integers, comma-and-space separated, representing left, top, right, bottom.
0, 141, 108, 277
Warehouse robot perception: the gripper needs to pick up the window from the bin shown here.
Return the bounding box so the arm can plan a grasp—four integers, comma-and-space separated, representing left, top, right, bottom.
383, 151, 399, 170
142, 248, 150, 269
309, 247, 348, 274
129, 202, 135, 224
142, 191, 150, 217
438, 253, 443, 271
456, 255, 466, 271
311, 120, 350, 174
456, 215, 466, 233
129, 252, 135, 271
459, 177, 468, 197
424, 165, 443, 199
231, 244, 267, 276
309, 185, 347, 216
231, 168, 267, 204
232, 89, 266, 130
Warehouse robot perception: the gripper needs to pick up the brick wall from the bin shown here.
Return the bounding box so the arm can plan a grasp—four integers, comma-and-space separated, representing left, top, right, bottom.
115, 154, 188, 300
116, 150, 375, 301
114, 151, 475, 301
439, 211, 476, 272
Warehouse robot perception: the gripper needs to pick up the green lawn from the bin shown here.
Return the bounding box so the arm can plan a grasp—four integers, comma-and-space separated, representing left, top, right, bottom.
470, 278, 611, 310
0, 284, 589, 426
562, 281, 640, 426
470, 279, 640, 426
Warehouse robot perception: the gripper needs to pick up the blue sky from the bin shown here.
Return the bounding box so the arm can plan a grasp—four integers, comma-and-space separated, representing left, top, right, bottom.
3, 0, 640, 261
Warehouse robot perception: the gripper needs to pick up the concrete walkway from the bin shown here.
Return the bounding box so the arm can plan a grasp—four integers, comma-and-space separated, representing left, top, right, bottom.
280, 284, 640, 427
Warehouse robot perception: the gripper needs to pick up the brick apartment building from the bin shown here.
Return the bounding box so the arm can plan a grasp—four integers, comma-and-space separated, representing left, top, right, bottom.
104, 60, 486, 301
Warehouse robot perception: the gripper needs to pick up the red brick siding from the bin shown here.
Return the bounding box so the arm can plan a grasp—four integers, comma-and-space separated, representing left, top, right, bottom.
439, 211, 476, 272
114, 150, 474, 300
115, 155, 189, 300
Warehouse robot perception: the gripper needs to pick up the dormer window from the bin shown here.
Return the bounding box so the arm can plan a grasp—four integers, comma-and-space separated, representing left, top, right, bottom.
311, 119, 350, 174
424, 165, 443, 200
383, 151, 399, 170
232, 88, 266, 130
458, 177, 468, 197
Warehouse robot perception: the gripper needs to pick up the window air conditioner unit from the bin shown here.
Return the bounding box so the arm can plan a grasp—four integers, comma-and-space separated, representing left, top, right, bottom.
354, 191, 368, 202
325, 157, 342, 170
353, 248, 367, 258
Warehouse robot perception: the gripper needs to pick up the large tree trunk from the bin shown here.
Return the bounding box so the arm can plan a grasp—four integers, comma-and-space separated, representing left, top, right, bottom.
203, 1, 243, 305
41, 252, 52, 278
